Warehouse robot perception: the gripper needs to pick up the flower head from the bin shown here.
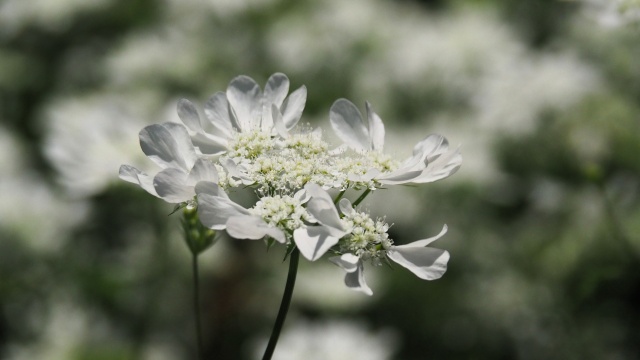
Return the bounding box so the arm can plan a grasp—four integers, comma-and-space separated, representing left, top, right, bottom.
329, 99, 462, 188
176, 73, 307, 157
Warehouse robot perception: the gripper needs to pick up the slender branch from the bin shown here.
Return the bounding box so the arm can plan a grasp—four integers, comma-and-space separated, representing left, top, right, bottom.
262, 248, 300, 360
192, 253, 204, 360
353, 188, 372, 206
333, 190, 346, 204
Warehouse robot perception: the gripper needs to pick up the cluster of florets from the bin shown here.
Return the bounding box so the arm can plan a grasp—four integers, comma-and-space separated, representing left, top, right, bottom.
339, 210, 393, 266
119, 73, 462, 295
250, 195, 311, 234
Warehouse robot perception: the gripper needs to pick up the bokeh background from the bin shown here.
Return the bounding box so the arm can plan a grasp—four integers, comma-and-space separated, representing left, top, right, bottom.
2, 0, 640, 359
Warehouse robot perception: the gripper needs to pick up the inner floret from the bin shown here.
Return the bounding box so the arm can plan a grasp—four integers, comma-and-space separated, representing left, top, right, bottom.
339, 210, 393, 265
228, 129, 276, 159
249, 195, 311, 233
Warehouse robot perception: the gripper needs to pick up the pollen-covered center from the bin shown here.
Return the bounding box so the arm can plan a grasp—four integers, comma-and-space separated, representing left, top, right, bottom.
249, 195, 310, 233
339, 210, 393, 265
228, 129, 275, 159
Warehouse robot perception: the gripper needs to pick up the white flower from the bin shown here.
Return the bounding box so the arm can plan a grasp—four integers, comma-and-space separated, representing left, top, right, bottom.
196, 182, 348, 258
330, 210, 449, 296
293, 183, 349, 261
119, 122, 219, 203
176, 73, 307, 156
329, 99, 462, 187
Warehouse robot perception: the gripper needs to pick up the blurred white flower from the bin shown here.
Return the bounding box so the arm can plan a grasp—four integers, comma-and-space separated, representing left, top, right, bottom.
581, 0, 640, 27
0, 0, 113, 34
253, 319, 397, 360
0, 127, 86, 252
43, 93, 161, 197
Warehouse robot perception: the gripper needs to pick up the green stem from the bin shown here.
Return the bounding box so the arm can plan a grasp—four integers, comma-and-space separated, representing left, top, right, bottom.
353, 188, 372, 207
192, 253, 204, 360
333, 190, 346, 204
262, 248, 300, 360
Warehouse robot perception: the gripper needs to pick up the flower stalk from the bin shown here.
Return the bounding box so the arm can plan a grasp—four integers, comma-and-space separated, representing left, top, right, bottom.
262, 247, 300, 360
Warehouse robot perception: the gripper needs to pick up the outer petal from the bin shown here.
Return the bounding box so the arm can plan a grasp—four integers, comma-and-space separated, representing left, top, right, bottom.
365, 102, 385, 152
376, 168, 424, 185
194, 181, 229, 199
329, 253, 359, 273
387, 247, 449, 281
413, 134, 449, 163
264, 73, 289, 108
119, 165, 158, 197
197, 193, 250, 230
281, 85, 307, 130
398, 225, 448, 248
330, 99, 370, 151
293, 226, 340, 261
304, 183, 346, 236
177, 98, 202, 133
412, 148, 462, 184
226, 215, 286, 243
139, 123, 197, 171
271, 105, 289, 139
338, 198, 355, 217
190, 131, 228, 156
187, 158, 219, 185
153, 168, 193, 203
227, 75, 261, 131
204, 91, 237, 138
330, 256, 372, 296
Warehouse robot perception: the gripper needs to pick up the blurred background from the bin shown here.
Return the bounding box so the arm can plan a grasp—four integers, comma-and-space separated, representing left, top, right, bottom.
1, 0, 640, 359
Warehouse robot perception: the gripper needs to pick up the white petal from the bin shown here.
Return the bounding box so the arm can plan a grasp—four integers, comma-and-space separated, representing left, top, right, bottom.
376, 168, 424, 185
329, 253, 360, 273
190, 132, 228, 156
153, 168, 194, 203
412, 149, 462, 184
413, 134, 449, 162
177, 98, 202, 132
387, 247, 449, 281
304, 183, 345, 235
329, 99, 370, 151
396, 225, 448, 248
264, 73, 289, 108
194, 181, 229, 199
329, 255, 372, 295
197, 193, 250, 230
226, 215, 286, 243
204, 91, 237, 137
366, 102, 385, 151
119, 165, 158, 197
187, 158, 218, 185
281, 85, 307, 130
139, 123, 197, 171
338, 198, 355, 217
271, 105, 289, 139
344, 260, 373, 296
220, 157, 255, 185
293, 226, 340, 261
227, 75, 261, 130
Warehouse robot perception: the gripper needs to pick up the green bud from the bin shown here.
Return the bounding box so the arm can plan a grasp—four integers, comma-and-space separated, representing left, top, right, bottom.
182, 206, 217, 255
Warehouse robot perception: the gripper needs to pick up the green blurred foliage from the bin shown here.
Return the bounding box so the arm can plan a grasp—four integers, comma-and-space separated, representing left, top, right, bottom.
1, 0, 639, 359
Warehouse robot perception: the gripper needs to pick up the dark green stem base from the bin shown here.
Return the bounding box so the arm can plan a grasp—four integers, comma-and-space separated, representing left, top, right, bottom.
262, 248, 300, 360
192, 253, 204, 360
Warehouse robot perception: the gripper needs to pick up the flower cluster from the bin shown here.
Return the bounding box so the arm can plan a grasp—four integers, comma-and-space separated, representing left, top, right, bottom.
120, 73, 462, 295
